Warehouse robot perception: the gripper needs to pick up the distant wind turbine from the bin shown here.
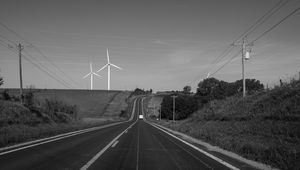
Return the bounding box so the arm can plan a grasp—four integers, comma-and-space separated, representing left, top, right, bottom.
83, 62, 101, 90
97, 49, 122, 91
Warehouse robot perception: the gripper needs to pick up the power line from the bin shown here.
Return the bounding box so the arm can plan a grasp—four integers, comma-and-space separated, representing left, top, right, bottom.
251, 7, 300, 43
204, 0, 291, 80
0, 34, 15, 44
0, 21, 28, 43
0, 21, 81, 88
233, 0, 290, 43
23, 50, 74, 89
210, 50, 241, 77
30, 44, 82, 88
0, 42, 72, 89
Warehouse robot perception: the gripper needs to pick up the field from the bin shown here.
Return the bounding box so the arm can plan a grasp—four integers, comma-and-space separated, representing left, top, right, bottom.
5, 89, 122, 118
0, 88, 132, 147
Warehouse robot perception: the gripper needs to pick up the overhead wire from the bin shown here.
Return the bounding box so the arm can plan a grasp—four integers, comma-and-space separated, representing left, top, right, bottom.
251, 7, 300, 43
202, 0, 292, 80
0, 21, 81, 88
23, 49, 74, 89
30, 45, 82, 88
233, 0, 290, 43
0, 38, 72, 89
209, 50, 241, 77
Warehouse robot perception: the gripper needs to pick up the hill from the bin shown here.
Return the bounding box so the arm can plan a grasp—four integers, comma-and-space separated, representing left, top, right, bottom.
5, 89, 121, 118
0, 89, 132, 148
153, 80, 300, 170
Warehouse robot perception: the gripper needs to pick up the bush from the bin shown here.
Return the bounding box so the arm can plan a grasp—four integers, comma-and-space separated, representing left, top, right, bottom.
43, 99, 77, 122
161, 94, 198, 120
24, 92, 34, 109
119, 110, 127, 117
1, 90, 10, 100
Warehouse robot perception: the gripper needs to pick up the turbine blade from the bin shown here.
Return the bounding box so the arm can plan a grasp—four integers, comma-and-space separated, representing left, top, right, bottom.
92, 72, 101, 77
97, 64, 108, 72
107, 49, 110, 64
110, 63, 122, 70
90, 62, 93, 72
83, 72, 91, 79
206, 72, 210, 78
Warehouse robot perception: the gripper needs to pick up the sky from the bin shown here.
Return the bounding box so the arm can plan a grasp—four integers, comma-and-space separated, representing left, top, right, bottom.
0, 0, 299, 92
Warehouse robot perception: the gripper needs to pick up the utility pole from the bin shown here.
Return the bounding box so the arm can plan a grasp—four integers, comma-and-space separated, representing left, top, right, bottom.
18, 43, 24, 104
232, 36, 252, 98
171, 95, 177, 122
159, 105, 161, 120
242, 37, 246, 98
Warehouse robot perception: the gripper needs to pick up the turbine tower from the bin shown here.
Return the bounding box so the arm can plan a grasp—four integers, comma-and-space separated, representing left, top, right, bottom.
97, 49, 122, 90
83, 62, 101, 90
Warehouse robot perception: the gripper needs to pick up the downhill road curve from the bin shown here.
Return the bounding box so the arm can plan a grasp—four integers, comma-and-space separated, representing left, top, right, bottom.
0, 97, 256, 170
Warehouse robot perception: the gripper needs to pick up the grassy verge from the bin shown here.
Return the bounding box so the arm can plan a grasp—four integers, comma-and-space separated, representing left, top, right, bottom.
151, 81, 300, 170
0, 91, 133, 148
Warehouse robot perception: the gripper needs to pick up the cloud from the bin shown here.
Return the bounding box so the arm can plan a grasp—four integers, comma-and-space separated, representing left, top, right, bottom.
152, 40, 171, 45
167, 48, 203, 65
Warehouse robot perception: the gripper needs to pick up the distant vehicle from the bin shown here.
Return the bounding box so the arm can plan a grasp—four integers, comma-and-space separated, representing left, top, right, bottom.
139, 115, 143, 119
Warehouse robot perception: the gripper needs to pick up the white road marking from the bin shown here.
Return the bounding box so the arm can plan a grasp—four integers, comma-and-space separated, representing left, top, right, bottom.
0, 98, 138, 156
80, 97, 140, 170
145, 121, 240, 170
111, 140, 119, 148
80, 119, 138, 170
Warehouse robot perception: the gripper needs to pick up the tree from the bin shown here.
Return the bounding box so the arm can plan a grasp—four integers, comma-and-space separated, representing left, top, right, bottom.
0, 76, 3, 87
161, 94, 197, 120
196, 78, 221, 103
183, 85, 191, 94
233, 79, 264, 95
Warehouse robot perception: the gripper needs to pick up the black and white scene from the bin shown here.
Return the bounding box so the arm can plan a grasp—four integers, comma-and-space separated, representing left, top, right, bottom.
0, 0, 299, 169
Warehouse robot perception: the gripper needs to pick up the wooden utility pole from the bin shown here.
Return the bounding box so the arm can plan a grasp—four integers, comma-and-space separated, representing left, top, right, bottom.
232, 36, 252, 98
18, 43, 24, 104
159, 105, 161, 120
242, 37, 246, 98
171, 95, 177, 122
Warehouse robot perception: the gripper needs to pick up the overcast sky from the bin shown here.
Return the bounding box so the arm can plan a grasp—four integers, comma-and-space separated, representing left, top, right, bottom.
0, 0, 299, 92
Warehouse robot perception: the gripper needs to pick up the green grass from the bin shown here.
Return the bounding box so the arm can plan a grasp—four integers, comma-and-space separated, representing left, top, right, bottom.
153, 80, 300, 170
104, 91, 131, 117
0, 89, 133, 148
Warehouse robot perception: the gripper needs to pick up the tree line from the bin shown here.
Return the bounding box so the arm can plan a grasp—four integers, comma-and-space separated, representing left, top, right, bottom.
160, 77, 264, 120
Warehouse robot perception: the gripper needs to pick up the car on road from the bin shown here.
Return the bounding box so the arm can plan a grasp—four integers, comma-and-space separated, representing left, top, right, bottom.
139, 115, 143, 119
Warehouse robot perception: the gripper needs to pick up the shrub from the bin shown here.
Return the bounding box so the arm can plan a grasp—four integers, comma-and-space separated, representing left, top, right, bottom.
43, 99, 77, 122
24, 92, 34, 109
119, 110, 127, 117
1, 89, 10, 100
161, 94, 198, 120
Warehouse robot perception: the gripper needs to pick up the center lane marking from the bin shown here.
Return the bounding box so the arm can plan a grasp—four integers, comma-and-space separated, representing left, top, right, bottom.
80, 97, 140, 170
80, 119, 138, 170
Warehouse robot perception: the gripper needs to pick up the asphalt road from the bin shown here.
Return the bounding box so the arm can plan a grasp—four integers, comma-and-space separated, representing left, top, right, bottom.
0, 97, 250, 170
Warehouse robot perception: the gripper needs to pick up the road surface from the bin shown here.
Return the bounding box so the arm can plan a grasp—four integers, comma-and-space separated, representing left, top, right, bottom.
0, 97, 255, 170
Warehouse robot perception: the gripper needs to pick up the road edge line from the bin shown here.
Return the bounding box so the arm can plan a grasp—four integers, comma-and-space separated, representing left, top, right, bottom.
145, 121, 240, 170
0, 97, 138, 155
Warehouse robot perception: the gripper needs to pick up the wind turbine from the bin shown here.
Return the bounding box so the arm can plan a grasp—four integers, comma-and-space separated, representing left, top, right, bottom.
97, 49, 122, 90
83, 62, 101, 90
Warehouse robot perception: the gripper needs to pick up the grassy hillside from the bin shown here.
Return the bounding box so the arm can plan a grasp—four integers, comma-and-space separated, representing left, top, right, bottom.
0, 89, 132, 148
146, 95, 163, 117
5, 89, 120, 118
154, 80, 300, 170
103, 91, 131, 117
